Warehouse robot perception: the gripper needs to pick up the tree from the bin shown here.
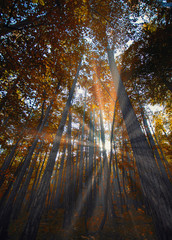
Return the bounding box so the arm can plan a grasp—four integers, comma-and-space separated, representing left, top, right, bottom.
0, 1, 171, 240
19, 57, 82, 240
107, 45, 172, 239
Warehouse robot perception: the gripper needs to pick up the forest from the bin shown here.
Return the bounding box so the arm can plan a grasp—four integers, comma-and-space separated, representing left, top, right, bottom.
0, 0, 172, 239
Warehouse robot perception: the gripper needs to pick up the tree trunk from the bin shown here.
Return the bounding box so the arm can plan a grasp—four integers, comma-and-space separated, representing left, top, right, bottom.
78, 95, 86, 195
12, 143, 43, 220
53, 143, 66, 209
86, 112, 94, 217
0, 138, 20, 188
107, 45, 172, 240
139, 101, 172, 188
63, 113, 73, 228
0, 83, 60, 239
97, 110, 109, 231
20, 57, 82, 240
27, 150, 47, 211
73, 128, 81, 206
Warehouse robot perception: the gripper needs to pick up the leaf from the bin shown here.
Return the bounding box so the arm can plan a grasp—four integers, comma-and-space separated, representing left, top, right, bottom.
39, 0, 45, 6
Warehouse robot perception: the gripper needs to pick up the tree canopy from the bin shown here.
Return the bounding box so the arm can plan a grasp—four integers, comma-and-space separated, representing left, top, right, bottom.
0, 0, 171, 240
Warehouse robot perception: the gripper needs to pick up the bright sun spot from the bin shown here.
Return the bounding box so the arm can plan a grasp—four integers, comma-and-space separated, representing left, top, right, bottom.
105, 140, 111, 152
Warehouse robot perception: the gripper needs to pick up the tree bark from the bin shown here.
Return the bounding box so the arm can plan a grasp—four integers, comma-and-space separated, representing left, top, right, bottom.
0, 138, 20, 188
107, 45, 172, 240
63, 113, 73, 228
12, 143, 43, 220
20, 57, 82, 240
53, 143, 66, 209
78, 95, 86, 195
0, 82, 60, 239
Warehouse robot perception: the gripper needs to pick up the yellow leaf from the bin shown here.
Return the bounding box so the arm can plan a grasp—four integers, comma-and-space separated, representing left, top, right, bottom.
39, 0, 45, 6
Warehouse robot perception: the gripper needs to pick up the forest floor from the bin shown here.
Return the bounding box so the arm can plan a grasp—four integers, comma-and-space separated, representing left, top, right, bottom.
8, 206, 157, 240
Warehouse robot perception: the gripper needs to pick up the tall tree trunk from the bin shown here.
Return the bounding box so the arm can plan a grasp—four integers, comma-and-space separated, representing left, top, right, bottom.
109, 101, 118, 216
107, 45, 172, 240
0, 156, 25, 209
27, 150, 47, 211
114, 141, 123, 213
97, 110, 109, 231
146, 114, 172, 179
49, 152, 61, 208
93, 111, 97, 203
124, 142, 139, 209
86, 112, 94, 217
0, 82, 60, 239
0, 97, 37, 181
63, 113, 73, 228
78, 94, 86, 195
98, 132, 104, 207
120, 139, 129, 211
73, 127, 81, 206
134, 85, 172, 184
20, 58, 82, 240
12, 143, 43, 220
53, 143, 66, 209
0, 138, 20, 188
